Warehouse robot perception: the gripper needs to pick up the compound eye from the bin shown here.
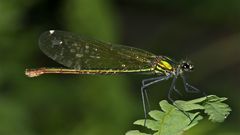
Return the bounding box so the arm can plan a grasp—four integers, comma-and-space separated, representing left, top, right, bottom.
189, 64, 194, 70
181, 61, 194, 72
182, 63, 189, 69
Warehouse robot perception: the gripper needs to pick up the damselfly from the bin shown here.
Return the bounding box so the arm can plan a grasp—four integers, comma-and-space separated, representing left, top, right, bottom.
25, 30, 201, 121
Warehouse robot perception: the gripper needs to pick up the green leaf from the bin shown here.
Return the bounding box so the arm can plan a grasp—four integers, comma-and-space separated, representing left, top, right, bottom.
125, 130, 150, 135
204, 101, 231, 122
134, 119, 160, 131
149, 110, 164, 121
202, 95, 231, 122
206, 95, 227, 102
159, 100, 175, 112
183, 96, 208, 104
174, 100, 204, 111
126, 95, 231, 135
184, 112, 203, 130
133, 100, 202, 135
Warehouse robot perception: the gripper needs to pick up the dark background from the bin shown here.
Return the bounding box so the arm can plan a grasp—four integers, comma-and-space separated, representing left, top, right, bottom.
0, 0, 239, 134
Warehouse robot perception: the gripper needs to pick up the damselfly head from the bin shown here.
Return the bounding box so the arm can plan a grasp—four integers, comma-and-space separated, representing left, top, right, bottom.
180, 60, 194, 72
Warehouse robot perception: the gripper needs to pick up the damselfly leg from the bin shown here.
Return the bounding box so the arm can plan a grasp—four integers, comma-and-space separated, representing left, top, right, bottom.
167, 76, 199, 125
180, 74, 207, 125
173, 86, 183, 96
168, 77, 177, 103
181, 74, 206, 95
141, 76, 171, 126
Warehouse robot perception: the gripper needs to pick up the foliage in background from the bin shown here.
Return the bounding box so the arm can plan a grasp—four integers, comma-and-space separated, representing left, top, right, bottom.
126, 95, 231, 135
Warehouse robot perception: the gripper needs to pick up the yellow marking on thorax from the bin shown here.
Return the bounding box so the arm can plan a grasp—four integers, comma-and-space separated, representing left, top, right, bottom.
153, 65, 164, 74
158, 60, 173, 70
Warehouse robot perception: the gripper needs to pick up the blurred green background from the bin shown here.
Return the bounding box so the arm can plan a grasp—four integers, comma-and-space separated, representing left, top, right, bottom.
0, 0, 239, 135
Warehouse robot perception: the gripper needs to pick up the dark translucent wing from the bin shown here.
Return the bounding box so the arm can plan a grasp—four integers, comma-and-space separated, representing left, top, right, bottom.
39, 30, 157, 70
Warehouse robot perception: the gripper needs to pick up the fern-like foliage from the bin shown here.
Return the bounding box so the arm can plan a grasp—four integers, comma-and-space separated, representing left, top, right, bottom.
126, 95, 231, 135
203, 95, 231, 122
